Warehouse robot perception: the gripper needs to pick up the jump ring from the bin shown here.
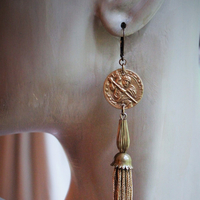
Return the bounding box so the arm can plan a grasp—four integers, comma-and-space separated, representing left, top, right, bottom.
120, 113, 127, 120
119, 59, 127, 66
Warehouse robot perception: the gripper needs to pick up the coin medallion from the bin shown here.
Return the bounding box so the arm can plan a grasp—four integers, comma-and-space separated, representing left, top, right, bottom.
103, 69, 144, 109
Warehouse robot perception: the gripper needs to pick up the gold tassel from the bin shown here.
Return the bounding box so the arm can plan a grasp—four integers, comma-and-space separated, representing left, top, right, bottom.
111, 116, 133, 200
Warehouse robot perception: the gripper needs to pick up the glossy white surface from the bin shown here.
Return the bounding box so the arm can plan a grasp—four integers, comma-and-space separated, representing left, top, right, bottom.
97, 0, 164, 36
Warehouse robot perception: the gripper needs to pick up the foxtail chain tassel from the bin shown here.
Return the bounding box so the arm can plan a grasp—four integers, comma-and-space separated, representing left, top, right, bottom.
111, 115, 133, 200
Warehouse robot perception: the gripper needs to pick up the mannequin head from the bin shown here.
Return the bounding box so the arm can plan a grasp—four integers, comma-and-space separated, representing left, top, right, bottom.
1, 1, 200, 200
0, 0, 164, 135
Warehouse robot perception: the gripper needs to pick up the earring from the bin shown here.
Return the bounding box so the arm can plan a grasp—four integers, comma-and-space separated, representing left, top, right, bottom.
103, 22, 144, 200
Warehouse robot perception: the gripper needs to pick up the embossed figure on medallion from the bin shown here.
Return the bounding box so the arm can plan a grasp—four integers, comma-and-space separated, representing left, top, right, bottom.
104, 69, 143, 109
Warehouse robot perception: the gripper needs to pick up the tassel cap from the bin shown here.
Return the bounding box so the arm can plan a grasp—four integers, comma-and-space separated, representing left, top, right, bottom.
111, 152, 133, 169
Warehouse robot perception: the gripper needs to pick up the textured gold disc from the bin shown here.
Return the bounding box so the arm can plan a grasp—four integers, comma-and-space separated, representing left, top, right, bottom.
103, 69, 144, 109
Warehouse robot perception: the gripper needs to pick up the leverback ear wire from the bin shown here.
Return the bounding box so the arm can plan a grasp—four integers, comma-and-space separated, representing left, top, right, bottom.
120, 22, 126, 60
119, 22, 127, 74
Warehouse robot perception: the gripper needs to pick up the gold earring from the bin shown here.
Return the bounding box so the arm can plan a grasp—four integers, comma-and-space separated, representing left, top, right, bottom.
103, 22, 144, 200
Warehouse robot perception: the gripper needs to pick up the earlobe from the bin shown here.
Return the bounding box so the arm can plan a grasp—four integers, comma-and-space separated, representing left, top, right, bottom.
97, 0, 164, 37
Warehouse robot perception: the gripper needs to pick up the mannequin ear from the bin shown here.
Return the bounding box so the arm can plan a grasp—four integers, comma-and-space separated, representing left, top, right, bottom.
97, 0, 164, 36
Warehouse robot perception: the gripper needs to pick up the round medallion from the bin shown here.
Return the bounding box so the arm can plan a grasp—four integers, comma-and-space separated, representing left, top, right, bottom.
103, 69, 144, 109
